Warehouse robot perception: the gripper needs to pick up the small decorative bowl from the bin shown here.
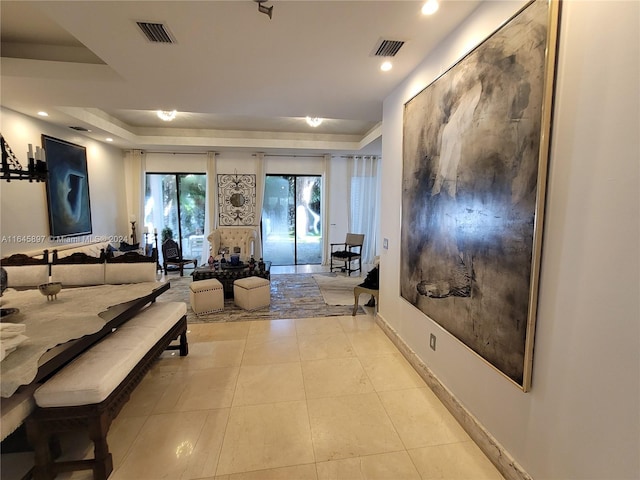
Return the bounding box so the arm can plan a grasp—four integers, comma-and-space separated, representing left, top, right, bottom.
38, 282, 62, 301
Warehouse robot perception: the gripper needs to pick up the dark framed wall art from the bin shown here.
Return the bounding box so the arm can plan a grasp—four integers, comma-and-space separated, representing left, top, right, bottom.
400, 0, 560, 391
42, 135, 92, 237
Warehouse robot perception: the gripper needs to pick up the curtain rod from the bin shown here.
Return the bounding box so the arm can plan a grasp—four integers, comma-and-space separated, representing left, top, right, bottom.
136, 151, 213, 155
134, 151, 378, 159
253, 154, 379, 159
251, 153, 327, 158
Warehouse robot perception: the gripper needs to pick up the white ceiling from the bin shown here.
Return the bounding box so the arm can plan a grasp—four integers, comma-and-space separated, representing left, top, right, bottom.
1, 0, 481, 155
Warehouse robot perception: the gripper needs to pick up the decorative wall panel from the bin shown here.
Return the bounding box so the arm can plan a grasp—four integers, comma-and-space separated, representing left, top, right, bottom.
218, 174, 256, 226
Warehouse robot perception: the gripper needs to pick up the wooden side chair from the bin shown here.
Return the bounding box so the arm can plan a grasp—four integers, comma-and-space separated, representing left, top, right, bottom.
162, 239, 197, 276
330, 233, 365, 276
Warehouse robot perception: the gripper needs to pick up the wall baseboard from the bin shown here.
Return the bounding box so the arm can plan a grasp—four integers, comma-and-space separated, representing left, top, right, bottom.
375, 314, 532, 480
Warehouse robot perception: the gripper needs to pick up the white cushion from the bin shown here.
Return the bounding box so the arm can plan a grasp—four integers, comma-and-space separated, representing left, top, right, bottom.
104, 262, 156, 284
55, 242, 110, 259
34, 301, 186, 408
1, 383, 39, 441
234, 276, 270, 289
112, 302, 187, 345
112, 249, 145, 257
123, 301, 187, 330
4, 265, 49, 288
50, 264, 105, 286
34, 347, 141, 407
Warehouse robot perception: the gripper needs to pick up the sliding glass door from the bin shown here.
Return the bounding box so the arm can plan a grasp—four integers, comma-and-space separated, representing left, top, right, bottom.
145, 173, 206, 264
262, 175, 322, 265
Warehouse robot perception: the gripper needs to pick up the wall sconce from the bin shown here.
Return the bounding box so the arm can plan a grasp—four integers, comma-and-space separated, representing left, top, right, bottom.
1, 134, 47, 182
254, 0, 273, 19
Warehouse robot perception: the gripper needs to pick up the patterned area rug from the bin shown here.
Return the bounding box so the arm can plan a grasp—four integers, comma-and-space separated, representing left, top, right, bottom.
159, 273, 363, 323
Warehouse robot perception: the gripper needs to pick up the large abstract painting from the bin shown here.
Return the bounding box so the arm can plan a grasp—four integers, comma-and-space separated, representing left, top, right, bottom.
401, 0, 559, 390
218, 174, 256, 226
43, 136, 92, 238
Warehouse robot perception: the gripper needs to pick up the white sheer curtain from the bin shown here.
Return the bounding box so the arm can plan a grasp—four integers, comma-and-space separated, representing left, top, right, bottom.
348, 155, 380, 264
322, 154, 332, 265
201, 151, 218, 265
124, 149, 145, 245
254, 153, 265, 259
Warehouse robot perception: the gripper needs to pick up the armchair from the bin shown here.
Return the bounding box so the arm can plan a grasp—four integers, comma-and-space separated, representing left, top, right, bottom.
162, 239, 197, 276
330, 233, 365, 276
207, 227, 260, 260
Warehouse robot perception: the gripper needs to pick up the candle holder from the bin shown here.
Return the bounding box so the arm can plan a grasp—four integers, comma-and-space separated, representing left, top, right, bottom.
1, 136, 48, 183
130, 221, 137, 244
154, 231, 160, 271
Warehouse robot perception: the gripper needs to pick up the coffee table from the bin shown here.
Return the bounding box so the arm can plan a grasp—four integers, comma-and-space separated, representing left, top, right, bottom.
192, 261, 271, 298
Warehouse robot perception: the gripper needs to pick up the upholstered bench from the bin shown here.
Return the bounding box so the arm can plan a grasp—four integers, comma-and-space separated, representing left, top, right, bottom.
189, 278, 224, 314
1, 382, 39, 443
26, 301, 188, 480
233, 276, 270, 311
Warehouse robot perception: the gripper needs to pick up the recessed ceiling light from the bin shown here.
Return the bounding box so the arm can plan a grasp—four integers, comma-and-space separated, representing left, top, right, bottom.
37, 111, 49, 117
422, 0, 439, 15
305, 116, 323, 127
380, 61, 393, 72
105, 138, 114, 142
157, 110, 177, 121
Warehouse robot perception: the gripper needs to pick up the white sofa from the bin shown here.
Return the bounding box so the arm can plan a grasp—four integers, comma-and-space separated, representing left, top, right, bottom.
207, 227, 260, 260
9, 241, 112, 262
2, 242, 157, 288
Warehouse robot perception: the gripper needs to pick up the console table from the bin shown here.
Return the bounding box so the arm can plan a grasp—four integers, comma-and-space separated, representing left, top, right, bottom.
192, 262, 271, 298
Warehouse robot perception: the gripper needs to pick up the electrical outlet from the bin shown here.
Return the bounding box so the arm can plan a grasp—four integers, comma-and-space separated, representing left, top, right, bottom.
429, 333, 437, 351
383, 238, 389, 249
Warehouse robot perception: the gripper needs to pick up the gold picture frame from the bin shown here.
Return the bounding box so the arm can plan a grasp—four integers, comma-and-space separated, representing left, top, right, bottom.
400, 0, 560, 391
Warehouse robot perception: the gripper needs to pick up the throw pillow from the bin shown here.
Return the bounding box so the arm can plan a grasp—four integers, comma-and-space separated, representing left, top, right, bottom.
119, 241, 140, 252
359, 266, 379, 289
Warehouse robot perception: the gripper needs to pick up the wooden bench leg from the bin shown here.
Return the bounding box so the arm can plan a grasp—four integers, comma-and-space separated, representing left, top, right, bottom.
88, 413, 113, 480
26, 419, 55, 480
179, 330, 189, 356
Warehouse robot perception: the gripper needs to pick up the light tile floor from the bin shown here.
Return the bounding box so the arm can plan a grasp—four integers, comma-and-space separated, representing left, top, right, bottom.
2, 266, 504, 480
27, 315, 504, 480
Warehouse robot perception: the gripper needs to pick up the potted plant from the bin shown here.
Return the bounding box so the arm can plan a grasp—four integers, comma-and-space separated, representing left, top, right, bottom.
161, 227, 174, 244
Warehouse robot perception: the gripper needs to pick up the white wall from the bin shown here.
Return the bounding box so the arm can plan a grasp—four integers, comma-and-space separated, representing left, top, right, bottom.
0, 107, 127, 256
380, 1, 639, 479
145, 152, 208, 173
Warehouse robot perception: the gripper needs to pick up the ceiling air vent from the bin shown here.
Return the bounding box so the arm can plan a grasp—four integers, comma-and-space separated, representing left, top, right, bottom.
372, 39, 405, 57
69, 126, 90, 132
136, 21, 175, 43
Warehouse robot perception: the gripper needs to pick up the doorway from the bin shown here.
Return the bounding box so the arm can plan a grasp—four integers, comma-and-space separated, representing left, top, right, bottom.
261, 175, 322, 266
144, 173, 206, 264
